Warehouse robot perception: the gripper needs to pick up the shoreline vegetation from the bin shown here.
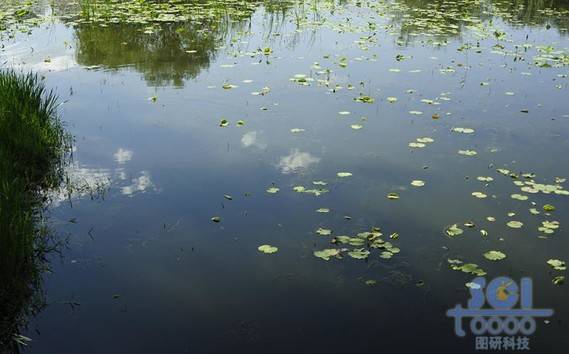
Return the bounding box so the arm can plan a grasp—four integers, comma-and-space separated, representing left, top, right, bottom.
0, 70, 70, 352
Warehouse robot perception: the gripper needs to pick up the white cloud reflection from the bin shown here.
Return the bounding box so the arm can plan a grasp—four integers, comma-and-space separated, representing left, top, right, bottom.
26, 55, 77, 72
114, 148, 134, 164
241, 131, 266, 149
277, 149, 320, 174
49, 163, 112, 207
121, 171, 156, 196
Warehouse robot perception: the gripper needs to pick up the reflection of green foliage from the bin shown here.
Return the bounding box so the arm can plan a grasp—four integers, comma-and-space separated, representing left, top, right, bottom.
75, 22, 219, 87
493, 0, 569, 30
71, 0, 295, 86
0, 71, 70, 350
391, 0, 569, 43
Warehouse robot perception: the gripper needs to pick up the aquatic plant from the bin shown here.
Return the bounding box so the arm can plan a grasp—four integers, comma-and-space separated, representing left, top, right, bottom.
0, 70, 70, 351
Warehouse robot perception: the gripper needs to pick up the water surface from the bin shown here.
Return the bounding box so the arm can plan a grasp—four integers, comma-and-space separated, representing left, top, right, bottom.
1, 0, 569, 352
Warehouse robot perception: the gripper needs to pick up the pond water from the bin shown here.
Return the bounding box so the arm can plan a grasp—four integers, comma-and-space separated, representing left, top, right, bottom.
1, 0, 569, 352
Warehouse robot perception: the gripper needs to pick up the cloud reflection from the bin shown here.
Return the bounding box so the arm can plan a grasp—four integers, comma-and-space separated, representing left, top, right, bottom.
114, 148, 134, 164
241, 131, 267, 149
277, 149, 320, 174
121, 171, 156, 196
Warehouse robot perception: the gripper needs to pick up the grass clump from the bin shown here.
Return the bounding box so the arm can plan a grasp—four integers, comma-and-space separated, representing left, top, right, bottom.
0, 70, 70, 351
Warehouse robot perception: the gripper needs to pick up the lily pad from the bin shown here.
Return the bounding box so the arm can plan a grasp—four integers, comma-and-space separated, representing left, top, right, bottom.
547, 259, 566, 271
266, 187, 280, 194
458, 150, 478, 156
348, 248, 370, 260
506, 221, 523, 229
472, 192, 487, 199
316, 227, 332, 236
258, 245, 278, 254
314, 248, 340, 261
445, 224, 464, 237
484, 250, 506, 261
411, 180, 425, 187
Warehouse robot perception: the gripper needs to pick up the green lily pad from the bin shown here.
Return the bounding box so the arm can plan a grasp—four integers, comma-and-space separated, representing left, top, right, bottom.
511, 194, 529, 201
553, 276, 565, 285
354, 95, 375, 103
472, 192, 487, 199
484, 250, 506, 261
314, 248, 340, 260
543, 204, 556, 212
316, 227, 332, 236
348, 248, 370, 260
547, 259, 566, 271
258, 244, 278, 254
445, 224, 464, 237
458, 150, 478, 156
452, 127, 475, 134
506, 221, 523, 229
411, 180, 425, 187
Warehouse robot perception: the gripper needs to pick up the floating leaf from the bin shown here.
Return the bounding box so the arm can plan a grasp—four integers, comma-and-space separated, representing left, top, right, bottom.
543, 204, 556, 212
266, 187, 280, 194
316, 227, 332, 236
387, 192, 400, 200
411, 180, 425, 187
458, 150, 478, 156
484, 250, 506, 261
219, 119, 229, 127
211, 216, 221, 223
314, 248, 340, 260
354, 95, 375, 104
511, 194, 528, 201
348, 248, 370, 260
337, 172, 353, 178
416, 137, 434, 143
506, 220, 523, 228
477, 176, 494, 182
448, 259, 486, 276
258, 245, 278, 254
452, 127, 475, 134
553, 276, 565, 285
409, 142, 426, 148
472, 192, 487, 199
547, 259, 566, 271
316, 208, 330, 213
445, 224, 464, 237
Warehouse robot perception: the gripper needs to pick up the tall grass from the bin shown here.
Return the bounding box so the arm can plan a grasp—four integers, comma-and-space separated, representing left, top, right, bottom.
0, 70, 70, 351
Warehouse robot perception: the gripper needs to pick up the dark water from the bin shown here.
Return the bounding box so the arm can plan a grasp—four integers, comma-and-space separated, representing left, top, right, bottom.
1, 0, 569, 353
